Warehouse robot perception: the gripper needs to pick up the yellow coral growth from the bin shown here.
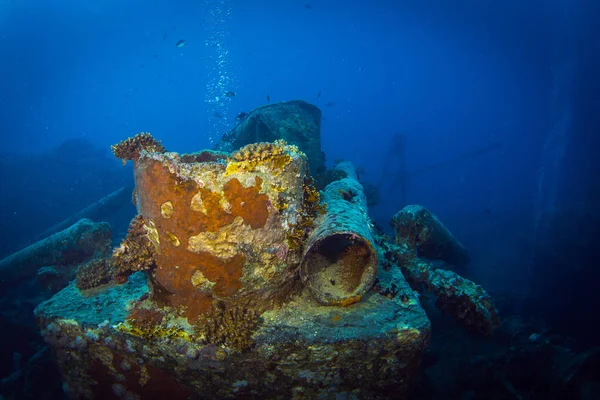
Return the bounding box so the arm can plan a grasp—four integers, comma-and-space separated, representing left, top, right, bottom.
286, 228, 307, 250
304, 177, 323, 207
286, 177, 326, 250
111, 132, 166, 163
225, 140, 292, 176
115, 321, 191, 341
229, 140, 287, 161
117, 302, 191, 340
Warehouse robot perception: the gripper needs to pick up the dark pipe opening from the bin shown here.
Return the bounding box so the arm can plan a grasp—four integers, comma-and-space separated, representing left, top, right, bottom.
302, 233, 375, 304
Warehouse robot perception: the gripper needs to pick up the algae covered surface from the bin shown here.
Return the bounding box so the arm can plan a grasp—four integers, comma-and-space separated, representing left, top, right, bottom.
35, 272, 149, 327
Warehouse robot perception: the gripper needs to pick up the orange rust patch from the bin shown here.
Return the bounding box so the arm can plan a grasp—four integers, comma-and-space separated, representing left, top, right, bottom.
338, 294, 362, 307
134, 158, 270, 320
223, 176, 269, 229
154, 252, 244, 320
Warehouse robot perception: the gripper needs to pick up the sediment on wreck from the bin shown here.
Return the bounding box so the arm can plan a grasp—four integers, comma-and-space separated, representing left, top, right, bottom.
300, 161, 378, 306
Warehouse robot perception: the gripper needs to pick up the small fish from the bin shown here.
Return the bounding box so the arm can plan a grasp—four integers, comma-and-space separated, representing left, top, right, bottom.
213, 112, 223, 119
317, 90, 321, 98
225, 91, 236, 98
176, 39, 187, 48
324, 101, 335, 107
266, 94, 270, 102
163, 32, 168, 40
235, 112, 249, 121
304, 4, 312, 9
529, 333, 542, 342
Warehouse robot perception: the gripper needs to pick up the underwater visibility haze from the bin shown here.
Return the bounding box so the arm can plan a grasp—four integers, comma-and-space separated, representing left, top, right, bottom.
0, 0, 599, 399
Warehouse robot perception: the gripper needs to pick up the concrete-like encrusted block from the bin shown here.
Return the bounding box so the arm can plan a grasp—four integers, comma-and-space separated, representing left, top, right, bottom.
35, 269, 430, 399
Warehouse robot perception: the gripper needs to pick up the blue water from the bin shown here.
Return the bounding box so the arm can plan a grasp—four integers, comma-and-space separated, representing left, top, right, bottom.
1, 0, 599, 399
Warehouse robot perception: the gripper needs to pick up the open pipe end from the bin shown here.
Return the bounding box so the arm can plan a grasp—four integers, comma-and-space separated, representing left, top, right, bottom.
300, 233, 378, 306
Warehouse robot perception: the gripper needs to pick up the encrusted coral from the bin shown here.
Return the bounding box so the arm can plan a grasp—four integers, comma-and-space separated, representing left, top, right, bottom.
429, 269, 500, 336
229, 140, 287, 161
303, 177, 322, 206
385, 238, 499, 335
111, 132, 166, 164
117, 304, 177, 340
76, 258, 113, 290
287, 177, 326, 250
112, 215, 157, 283
116, 304, 190, 340
196, 303, 260, 351
127, 304, 164, 329
225, 140, 293, 175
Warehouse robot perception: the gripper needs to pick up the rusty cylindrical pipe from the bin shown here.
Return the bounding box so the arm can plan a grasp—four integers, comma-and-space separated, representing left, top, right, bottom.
0, 218, 112, 285
300, 161, 378, 306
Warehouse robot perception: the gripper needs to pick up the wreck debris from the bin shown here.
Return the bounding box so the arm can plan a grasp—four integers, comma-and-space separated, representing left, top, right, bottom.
429, 268, 500, 335
391, 205, 500, 335
0, 218, 111, 286
34, 127, 434, 398
300, 161, 378, 306
34, 98, 512, 399
392, 204, 470, 269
